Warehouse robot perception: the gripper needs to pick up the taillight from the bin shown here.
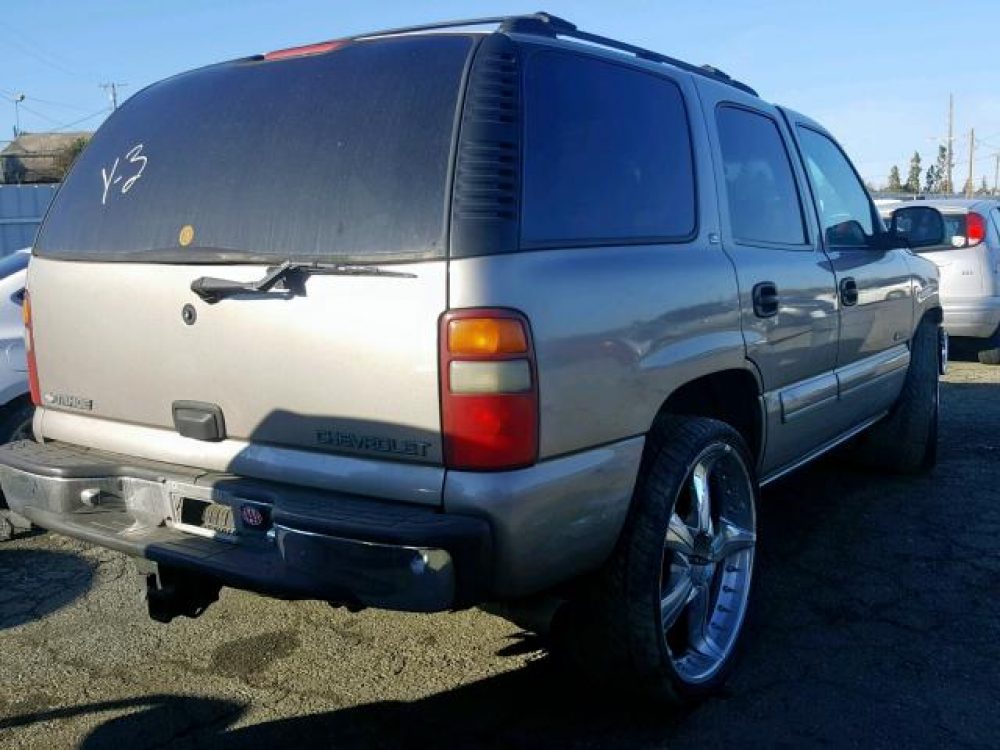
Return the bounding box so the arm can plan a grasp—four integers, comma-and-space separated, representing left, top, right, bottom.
967, 212, 986, 246
263, 39, 347, 61
23, 291, 40, 406
440, 309, 538, 470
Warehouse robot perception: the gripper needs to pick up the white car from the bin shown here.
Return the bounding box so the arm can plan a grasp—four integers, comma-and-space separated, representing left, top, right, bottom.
0, 249, 31, 439
0, 248, 33, 538
884, 200, 1000, 364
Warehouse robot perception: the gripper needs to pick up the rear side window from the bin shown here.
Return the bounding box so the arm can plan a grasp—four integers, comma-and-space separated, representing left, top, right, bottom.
521, 51, 696, 246
716, 106, 806, 246
35, 36, 473, 263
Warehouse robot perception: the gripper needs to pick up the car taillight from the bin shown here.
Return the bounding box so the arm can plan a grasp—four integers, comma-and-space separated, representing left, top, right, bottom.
263, 39, 347, 61
440, 309, 538, 470
23, 290, 40, 406
967, 212, 986, 245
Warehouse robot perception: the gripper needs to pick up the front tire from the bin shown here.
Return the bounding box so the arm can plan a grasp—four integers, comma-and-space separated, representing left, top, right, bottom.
563, 416, 758, 705
853, 318, 940, 473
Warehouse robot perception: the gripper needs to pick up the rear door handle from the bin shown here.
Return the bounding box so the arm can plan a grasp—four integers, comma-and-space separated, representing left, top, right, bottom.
752, 281, 779, 318
840, 277, 858, 307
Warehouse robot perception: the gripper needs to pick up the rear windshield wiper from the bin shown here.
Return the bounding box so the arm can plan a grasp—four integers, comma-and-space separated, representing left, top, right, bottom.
190, 260, 416, 303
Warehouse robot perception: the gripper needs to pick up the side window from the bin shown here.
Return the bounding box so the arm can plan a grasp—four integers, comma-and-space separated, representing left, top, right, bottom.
522, 51, 696, 245
796, 126, 875, 248
715, 105, 806, 246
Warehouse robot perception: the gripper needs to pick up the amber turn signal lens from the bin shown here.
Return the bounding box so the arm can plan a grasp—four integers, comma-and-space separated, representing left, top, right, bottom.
448, 318, 528, 356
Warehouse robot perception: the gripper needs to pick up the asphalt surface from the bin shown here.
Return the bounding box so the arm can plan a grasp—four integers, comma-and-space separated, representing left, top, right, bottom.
1, 361, 997, 749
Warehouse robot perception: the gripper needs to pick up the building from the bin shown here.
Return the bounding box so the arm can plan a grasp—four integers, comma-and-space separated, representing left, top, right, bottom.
0, 132, 91, 185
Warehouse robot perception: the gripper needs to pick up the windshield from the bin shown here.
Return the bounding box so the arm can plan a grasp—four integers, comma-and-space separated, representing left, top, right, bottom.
35, 35, 474, 264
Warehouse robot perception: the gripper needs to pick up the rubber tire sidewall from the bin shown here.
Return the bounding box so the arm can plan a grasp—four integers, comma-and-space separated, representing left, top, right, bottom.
571, 415, 758, 706
853, 318, 940, 474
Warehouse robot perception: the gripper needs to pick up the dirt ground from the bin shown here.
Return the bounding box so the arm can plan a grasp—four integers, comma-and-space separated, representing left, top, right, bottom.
1, 361, 997, 749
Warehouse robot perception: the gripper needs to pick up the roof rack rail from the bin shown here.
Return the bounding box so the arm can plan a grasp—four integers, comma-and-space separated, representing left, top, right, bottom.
350, 11, 758, 98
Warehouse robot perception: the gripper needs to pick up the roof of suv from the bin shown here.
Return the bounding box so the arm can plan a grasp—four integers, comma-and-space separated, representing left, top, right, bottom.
341, 11, 759, 97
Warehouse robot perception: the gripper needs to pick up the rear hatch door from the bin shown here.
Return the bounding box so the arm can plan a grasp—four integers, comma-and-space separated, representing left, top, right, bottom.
29, 35, 476, 499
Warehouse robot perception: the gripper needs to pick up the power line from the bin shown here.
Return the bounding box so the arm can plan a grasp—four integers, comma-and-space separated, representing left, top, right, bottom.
50, 107, 110, 132
0, 21, 100, 83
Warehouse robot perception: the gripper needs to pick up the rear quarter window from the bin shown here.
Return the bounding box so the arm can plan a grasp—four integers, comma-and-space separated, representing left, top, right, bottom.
521, 50, 696, 246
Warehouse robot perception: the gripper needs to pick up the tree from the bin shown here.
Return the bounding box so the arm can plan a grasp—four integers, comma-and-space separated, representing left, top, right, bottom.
933, 144, 953, 194
976, 176, 991, 196
52, 136, 90, 179
905, 151, 922, 193
887, 165, 903, 192
924, 164, 939, 193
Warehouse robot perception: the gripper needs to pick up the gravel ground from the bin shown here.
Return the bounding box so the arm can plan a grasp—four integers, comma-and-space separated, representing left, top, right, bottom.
0, 361, 997, 749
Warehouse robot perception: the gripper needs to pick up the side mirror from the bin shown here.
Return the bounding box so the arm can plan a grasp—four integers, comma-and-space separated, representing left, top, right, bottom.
889, 206, 946, 249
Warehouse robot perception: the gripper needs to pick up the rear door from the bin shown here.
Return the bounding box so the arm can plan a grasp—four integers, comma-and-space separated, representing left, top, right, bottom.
28, 35, 476, 502
694, 79, 840, 475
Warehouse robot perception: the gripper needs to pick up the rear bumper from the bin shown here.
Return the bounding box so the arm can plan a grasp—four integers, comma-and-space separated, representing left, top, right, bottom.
0, 440, 491, 612
942, 297, 1000, 339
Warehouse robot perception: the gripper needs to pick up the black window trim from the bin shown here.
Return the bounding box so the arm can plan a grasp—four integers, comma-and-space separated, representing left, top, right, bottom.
517, 44, 700, 252
714, 101, 812, 251
791, 121, 884, 252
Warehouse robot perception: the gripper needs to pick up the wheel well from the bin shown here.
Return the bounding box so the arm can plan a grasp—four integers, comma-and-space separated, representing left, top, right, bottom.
655, 370, 763, 463
922, 306, 943, 326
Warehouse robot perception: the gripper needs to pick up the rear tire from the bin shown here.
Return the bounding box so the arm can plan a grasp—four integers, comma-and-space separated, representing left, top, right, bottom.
559, 416, 758, 705
853, 318, 940, 473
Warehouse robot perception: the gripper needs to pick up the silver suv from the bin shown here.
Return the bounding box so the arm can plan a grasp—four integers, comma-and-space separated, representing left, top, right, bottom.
883, 199, 1000, 364
0, 13, 945, 704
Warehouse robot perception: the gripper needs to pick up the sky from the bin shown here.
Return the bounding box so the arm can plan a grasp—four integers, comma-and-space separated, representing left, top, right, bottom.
2, 0, 998, 188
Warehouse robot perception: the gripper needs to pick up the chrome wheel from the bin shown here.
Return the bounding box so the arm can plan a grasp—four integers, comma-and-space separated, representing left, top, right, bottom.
659, 442, 756, 684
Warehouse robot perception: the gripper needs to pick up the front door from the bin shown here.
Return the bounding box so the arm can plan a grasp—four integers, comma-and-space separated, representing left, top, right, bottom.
784, 113, 914, 427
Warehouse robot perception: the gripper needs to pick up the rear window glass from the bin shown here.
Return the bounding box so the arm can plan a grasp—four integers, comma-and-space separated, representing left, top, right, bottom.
35, 36, 473, 263
892, 212, 971, 251
521, 51, 696, 245
943, 214, 967, 246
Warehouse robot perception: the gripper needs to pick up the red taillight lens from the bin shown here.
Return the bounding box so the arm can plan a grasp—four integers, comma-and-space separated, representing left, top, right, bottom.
23, 291, 40, 406
440, 309, 538, 470
967, 212, 986, 245
263, 39, 347, 61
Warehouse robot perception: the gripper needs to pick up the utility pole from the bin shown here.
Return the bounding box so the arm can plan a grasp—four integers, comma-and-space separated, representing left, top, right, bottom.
946, 94, 954, 194
12, 93, 24, 138
994, 153, 999, 196
967, 128, 975, 198
99, 82, 128, 111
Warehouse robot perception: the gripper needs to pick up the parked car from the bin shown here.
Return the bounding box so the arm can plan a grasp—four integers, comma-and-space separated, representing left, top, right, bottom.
881, 199, 1000, 364
0, 13, 946, 704
0, 249, 32, 443
0, 248, 34, 538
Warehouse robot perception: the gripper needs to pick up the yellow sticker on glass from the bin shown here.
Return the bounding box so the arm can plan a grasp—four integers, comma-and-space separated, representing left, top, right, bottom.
178, 224, 195, 247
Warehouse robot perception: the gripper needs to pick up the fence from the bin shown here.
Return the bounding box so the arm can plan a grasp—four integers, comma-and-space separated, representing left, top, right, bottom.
0, 184, 58, 256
